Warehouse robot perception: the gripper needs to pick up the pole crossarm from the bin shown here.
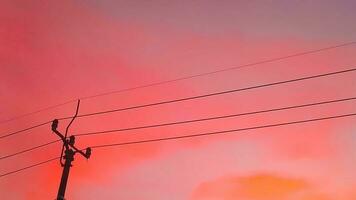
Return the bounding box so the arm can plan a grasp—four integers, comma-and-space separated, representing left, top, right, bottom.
51, 100, 91, 200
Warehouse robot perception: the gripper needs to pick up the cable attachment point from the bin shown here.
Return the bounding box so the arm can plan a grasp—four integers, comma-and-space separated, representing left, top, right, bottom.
68, 136, 75, 146
52, 119, 59, 131
85, 147, 92, 159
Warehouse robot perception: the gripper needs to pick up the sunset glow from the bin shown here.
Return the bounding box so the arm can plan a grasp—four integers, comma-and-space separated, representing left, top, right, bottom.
1, 1, 356, 199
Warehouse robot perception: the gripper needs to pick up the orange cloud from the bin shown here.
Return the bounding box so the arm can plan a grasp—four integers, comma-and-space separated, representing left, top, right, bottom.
238, 174, 307, 199
191, 173, 334, 200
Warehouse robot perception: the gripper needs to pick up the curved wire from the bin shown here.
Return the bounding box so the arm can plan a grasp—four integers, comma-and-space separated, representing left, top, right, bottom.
1, 112, 356, 179
0, 140, 61, 160
1, 41, 355, 125
1, 66, 356, 140
2, 96, 356, 161
90, 112, 356, 149
59, 100, 81, 166
74, 96, 356, 137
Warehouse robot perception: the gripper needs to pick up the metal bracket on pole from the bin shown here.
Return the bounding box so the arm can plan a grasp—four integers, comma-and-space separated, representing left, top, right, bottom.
51, 100, 92, 200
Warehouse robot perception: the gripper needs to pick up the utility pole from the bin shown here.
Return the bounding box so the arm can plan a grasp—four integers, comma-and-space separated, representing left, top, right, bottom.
51, 100, 92, 200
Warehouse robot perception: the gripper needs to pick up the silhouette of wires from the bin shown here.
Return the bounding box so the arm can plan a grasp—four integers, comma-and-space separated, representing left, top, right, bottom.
1, 96, 355, 161
1, 112, 356, 178
1, 42, 354, 124
0, 157, 60, 178
75, 96, 356, 137
74, 67, 356, 119
2, 66, 356, 140
0, 140, 61, 160
90, 112, 356, 149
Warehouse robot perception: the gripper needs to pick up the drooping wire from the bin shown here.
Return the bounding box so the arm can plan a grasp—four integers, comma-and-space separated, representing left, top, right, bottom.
0, 140, 61, 160
90, 112, 356, 149
2, 95, 356, 161
0, 120, 53, 139
58, 100, 81, 166
75, 96, 356, 137
60, 67, 356, 119
1, 41, 354, 125
1, 112, 356, 178
0, 100, 76, 124
1, 66, 356, 140
80, 42, 356, 100
0, 157, 60, 178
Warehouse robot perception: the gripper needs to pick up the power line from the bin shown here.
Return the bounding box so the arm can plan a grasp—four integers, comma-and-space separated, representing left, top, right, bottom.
90, 112, 356, 149
1, 42, 355, 124
1, 66, 356, 139
72, 67, 356, 118
0, 140, 61, 160
75, 96, 356, 137
3, 96, 355, 161
1, 112, 355, 178
0, 120, 52, 139
0, 100, 76, 124
0, 157, 59, 178
80, 42, 356, 100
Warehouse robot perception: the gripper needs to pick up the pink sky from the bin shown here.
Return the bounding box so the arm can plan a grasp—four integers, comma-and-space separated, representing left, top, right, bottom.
1, 1, 356, 199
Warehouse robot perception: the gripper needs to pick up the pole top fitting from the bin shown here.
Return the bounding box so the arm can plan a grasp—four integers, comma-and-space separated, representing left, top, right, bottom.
52, 119, 59, 131
85, 147, 92, 159
69, 136, 75, 146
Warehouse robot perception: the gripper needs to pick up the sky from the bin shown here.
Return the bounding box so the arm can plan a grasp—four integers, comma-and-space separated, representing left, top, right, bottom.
1, 0, 356, 199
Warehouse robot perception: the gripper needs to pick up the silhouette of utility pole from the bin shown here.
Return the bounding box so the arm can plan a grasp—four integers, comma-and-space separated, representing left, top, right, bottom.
51, 100, 91, 200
